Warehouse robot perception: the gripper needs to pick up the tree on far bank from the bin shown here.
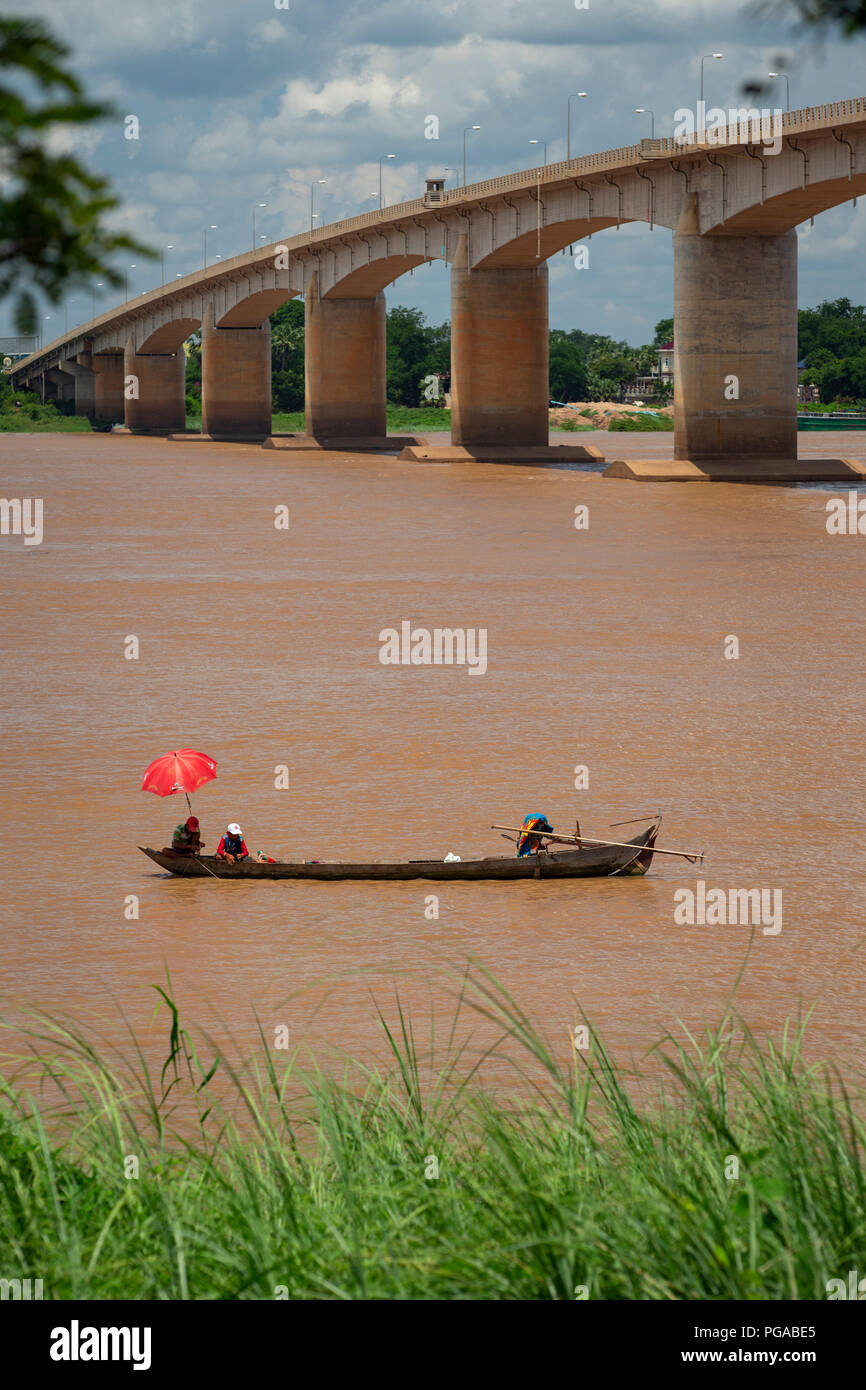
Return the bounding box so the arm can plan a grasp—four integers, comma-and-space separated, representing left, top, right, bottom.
385, 305, 449, 405
0, 17, 152, 334
270, 298, 305, 411
549, 330, 587, 400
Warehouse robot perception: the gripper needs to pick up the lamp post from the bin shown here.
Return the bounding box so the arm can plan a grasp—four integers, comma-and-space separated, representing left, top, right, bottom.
92, 283, 102, 319
462, 125, 480, 185
378, 154, 395, 209
529, 138, 547, 166
567, 92, 587, 160
124, 264, 137, 301
310, 180, 326, 232
160, 244, 174, 283
252, 203, 266, 250
768, 71, 790, 111
203, 225, 217, 269
64, 298, 81, 334
635, 107, 655, 139
699, 52, 724, 131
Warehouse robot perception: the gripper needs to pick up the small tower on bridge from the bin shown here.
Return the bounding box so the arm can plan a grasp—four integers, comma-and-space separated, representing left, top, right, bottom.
423, 177, 446, 209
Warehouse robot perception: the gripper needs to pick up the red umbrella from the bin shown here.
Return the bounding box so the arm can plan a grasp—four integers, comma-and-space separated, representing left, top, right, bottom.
141, 749, 217, 813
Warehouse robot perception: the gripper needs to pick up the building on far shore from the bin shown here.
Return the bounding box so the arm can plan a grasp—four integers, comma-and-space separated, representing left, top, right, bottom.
622, 341, 674, 402
796, 358, 820, 404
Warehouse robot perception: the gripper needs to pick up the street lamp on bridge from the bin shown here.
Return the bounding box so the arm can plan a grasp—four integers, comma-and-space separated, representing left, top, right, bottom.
768, 71, 790, 111
64, 299, 82, 335
160, 244, 174, 284
379, 154, 395, 209
203, 225, 217, 269
92, 283, 103, 319
699, 52, 724, 131
310, 180, 326, 232
635, 107, 655, 139
252, 203, 267, 250
567, 92, 587, 160
529, 138, 548, 166
462, 126, 480, 186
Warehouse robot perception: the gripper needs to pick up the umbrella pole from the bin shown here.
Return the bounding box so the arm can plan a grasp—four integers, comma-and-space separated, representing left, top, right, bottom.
184, 792, 192, 815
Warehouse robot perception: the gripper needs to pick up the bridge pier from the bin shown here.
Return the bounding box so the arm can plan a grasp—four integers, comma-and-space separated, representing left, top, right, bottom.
58, 358, 95, 415
201, 303, 272, 437
304, 277, 386, 441
44, 370, 69, 402
450, 235, 549, 447
92, 353, 125, 422
606, 194, 866, 482
123, 335, 186, 432
674, 195, 798, 464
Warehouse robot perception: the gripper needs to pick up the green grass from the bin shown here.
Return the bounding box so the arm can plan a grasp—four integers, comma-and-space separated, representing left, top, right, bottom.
1, 967, 864, 1300
0, 408, 95, 432
182, 407, 452, 434
608, 412, 674, 431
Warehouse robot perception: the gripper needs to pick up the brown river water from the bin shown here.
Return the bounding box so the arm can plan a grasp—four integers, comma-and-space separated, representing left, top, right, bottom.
2, 431, 866, 1085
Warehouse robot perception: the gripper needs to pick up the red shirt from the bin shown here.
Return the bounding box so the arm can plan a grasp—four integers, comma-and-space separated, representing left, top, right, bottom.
216, 835, 249, 858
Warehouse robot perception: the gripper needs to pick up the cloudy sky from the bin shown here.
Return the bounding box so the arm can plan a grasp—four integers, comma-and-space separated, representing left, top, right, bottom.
13, 0, 866, 346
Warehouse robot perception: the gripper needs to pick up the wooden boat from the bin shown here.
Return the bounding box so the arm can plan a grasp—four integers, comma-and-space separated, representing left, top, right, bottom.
139, 822, 658, 881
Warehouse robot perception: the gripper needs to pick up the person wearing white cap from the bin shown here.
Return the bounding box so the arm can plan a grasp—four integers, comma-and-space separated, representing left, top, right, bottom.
216, 822, 249, 864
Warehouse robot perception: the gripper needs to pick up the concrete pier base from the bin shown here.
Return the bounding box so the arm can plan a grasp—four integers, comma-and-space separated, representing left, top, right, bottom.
305, 277, 386, 440
450, 235, 549, 447
263, 434, 423, 451
604, 457, 866, 483
400, 443, 604, 465
201, 303, 272, 438
92, 354, 125, 421
123, 335, 186, 432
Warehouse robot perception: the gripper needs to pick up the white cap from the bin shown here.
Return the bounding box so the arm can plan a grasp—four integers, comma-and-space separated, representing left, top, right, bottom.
227, 823, 242, 835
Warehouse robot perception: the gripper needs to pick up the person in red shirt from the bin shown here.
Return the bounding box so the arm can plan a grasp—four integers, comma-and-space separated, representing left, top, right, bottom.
216, 823, 249, 863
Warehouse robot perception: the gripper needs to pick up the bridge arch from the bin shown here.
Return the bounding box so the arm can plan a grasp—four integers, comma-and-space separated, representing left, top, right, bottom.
714, 170, 866, 234
216, 288, 292, 326
137, 318, 200, 353
324, 255, 430, 298
473, 217, 622, 269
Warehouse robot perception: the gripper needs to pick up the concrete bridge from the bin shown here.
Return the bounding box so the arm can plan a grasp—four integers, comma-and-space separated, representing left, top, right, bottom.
10, 97, 866, 480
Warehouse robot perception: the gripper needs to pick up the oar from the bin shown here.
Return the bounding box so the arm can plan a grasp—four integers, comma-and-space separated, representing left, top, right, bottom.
609, 812, 659, 827
490, 824, 704, 865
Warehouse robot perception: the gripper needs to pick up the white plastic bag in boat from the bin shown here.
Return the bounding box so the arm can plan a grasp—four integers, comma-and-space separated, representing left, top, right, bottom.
443, 852, 462, 862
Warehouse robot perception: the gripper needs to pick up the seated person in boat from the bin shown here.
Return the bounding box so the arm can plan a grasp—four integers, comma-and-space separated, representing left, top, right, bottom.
216, 823, 249, 864
516, 813, 554, 856
172, 815, 203, 855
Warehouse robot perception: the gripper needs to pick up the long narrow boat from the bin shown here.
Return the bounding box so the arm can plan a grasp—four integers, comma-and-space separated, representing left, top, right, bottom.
139, 822, 658, 881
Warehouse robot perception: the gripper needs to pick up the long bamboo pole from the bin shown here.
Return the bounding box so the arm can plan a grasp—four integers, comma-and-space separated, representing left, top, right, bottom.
490, 824, 703, 864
